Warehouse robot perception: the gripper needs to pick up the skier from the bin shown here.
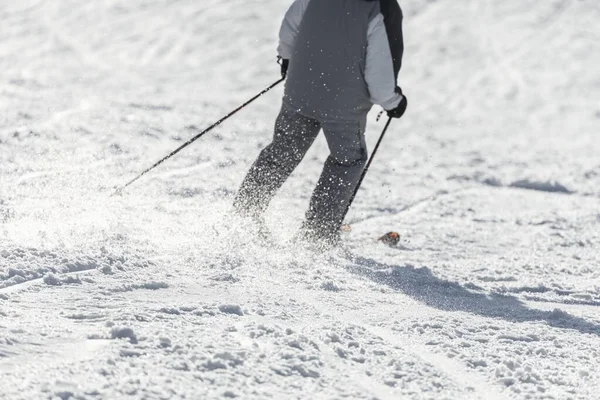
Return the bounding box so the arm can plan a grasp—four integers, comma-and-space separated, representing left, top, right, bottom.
233, 0, 408, 247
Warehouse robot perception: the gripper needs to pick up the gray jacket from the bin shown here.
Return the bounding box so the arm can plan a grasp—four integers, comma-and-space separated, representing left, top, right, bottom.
278, 0, 405, 122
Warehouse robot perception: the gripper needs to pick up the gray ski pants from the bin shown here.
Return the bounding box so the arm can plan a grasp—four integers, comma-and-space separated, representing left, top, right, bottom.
233, 105, 368, 238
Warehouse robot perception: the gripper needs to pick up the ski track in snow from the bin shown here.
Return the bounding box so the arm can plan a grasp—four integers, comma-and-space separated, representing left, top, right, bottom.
1, 0, 600, 399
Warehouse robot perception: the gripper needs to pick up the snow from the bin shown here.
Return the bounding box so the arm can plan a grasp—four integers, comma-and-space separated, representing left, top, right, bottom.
1, 0, 599, 399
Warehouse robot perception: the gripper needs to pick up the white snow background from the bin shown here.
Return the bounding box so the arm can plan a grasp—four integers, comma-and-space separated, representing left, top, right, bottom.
1, 0, 599, 399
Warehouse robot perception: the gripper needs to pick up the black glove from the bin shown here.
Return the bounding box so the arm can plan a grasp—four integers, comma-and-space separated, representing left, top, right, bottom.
278, 57, 289, 78
387, 87, 407, 119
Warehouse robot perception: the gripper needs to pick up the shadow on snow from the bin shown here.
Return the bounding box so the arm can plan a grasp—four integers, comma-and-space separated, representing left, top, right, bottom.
349, 257, 600, 337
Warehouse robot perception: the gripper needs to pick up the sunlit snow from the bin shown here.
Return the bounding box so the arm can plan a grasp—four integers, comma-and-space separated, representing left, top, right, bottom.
1, 0, 599, 399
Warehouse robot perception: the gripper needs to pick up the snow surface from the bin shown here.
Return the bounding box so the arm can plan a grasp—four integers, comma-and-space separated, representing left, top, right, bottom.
1, 0, 600, 399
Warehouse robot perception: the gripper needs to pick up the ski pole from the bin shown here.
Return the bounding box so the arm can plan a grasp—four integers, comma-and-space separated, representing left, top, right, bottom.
342, 116, 393, 222
112, 77, 285, 196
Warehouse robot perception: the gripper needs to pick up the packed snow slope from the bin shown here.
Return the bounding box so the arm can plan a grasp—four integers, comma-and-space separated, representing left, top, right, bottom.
1, 0, 600, 399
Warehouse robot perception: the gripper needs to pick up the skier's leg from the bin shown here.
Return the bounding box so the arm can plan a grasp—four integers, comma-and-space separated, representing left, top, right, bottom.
233, 106, 321, 218
301, 119, 368, 242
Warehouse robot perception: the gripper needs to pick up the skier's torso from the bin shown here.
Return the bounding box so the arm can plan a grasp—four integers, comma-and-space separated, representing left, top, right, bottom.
284, 0, 381, 122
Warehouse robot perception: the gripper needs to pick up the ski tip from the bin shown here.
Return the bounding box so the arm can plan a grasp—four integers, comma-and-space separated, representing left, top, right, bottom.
378, 231, 400, 247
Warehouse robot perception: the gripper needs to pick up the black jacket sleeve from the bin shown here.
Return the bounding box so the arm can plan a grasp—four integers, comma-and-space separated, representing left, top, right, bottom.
380, 0, 404, 80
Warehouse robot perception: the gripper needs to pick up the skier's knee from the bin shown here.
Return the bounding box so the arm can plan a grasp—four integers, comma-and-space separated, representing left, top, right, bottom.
262, 144, 304, 168
329, 150, 367, 167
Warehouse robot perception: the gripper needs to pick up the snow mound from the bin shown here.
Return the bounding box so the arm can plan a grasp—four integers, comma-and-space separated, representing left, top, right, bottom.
218, 304, 244, 316
110, 327, 138, 344
107, 281, 169, 293
0, 246, 154, 290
